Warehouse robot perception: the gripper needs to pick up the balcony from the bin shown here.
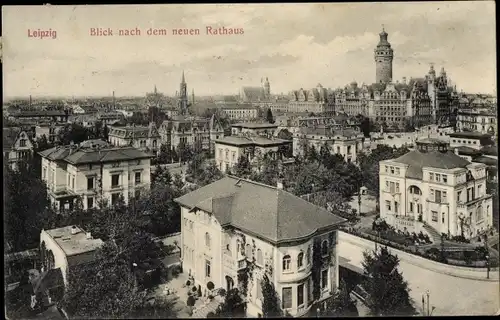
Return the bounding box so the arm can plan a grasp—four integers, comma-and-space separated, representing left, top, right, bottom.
457, 194, 493, 209
222, 252, 247, 271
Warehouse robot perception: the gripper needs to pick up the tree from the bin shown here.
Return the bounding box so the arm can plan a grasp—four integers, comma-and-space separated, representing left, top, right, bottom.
4, 163, 58, 251
137, 184, 181, 236
215, 288, 246, 318
261, 274, 283, 317
233, 155, 252, 178
151, 165, 173, 186
58, 123, 93, 145
266, 109, 275, 124
62, 242, 147, 319
322, 279, 358, 317
186, 153, 206, 178
362, 247, 416, 316
177, 141, 193, 163
197, 161, 224, 187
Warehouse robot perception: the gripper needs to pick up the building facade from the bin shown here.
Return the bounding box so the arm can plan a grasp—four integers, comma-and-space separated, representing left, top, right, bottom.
374, 27, 393, 84
3, 127, 35, 170
108, 122, 161, 155
214, 134, 292, 173
293, 127, 364, 163
287, 84, 335, 115
379, 147, 494, 239
39, 225, 104, 286
159, 115, 224, 154
175, 177, 345, 317
456, 108, 497, 135
448, 132, 495, 151
220, 105, 261, 121
39, 141, 153, 211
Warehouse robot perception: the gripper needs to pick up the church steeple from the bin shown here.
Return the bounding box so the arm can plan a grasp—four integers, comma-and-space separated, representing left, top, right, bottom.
181, 70, 186, 84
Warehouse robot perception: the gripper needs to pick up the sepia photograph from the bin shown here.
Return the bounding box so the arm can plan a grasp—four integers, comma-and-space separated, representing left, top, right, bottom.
2, 2, 498, 319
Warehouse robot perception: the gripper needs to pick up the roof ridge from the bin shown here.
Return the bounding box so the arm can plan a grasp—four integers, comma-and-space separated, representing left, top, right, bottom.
226, 175, 278, 191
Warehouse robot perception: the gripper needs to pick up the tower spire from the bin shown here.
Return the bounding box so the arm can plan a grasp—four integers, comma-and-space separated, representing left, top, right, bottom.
181, 70, 185, 83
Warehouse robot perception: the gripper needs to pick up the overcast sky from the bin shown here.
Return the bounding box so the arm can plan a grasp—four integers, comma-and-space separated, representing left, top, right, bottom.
2, 2, 496, 98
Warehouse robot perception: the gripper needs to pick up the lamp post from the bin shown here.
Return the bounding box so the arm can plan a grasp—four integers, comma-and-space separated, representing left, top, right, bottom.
426, 290, 430, 317
486, 254, 490, 279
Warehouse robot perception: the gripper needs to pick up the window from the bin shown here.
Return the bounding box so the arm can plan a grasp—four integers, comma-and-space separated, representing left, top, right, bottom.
87, 197, 94, 209
19, 139, 26, 147
442, 212, 445, 223
385, 165, 388, 173
257, 278, 263, 300
429, 173, 434, 181
395, 168, 400, 175
87, 177, 94, 190
283, 255, 291, 271
135, 172, 141, 184
71, 177, 75, 190
409, 202, 414, 213
321, 240, 329, 256
225, 149, 229, 160
442, 175, 448, 183
394, 202, 399, 214
297, 283, 305, 306
111, 174, 120, 187
42, 168, 47, 180
205, 260, 211, 278
396, 183, 400, 193
389, 181, 395, 193
386, 200, 391, 212
282, 287, 292, 309
321, 269, 328, 289
435, 174, 441, 182
297, 252, 304, 269
476, 206, 483, 222
306, 246, 311, 265
478, 184, 483, 196
245, 244, 252, 259
432, 211, 438, 222
205, 232, 211, 249
390, 167, 395, 174
256, 249, 263, 266
111, 193, 120, 205
232, 151, 236, 162
385, 181, 389, 190
417, 204, 422, 214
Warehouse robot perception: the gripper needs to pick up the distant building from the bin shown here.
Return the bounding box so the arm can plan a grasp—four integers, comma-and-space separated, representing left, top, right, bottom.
379, 147, 493, 239
456, 108, 496, 135
239, 77, 272, 103
108, 122, 161, 155
97, 111, 124, 125
71, 104, 98, 115
35, 123, 65, 144
214, 134, 292, 172
3, 127, 35, 170
175, 176, 346, 317
39, 141, 153, 211
292, 127, 364, 163
159, 115, 224, 154
9, 110, 70, 125
39, 225, 104, 286
231, 122, 278, 136
287, 84, 335, 115
220, 104, 260, 121
448, 132, 494, 151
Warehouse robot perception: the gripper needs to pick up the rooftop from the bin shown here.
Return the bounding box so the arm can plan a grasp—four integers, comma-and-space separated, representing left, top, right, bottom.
449, 132, 493, 139
214, 135, 291, 147
44, 226, 104, 257
39, 142, 154, 164
388, 150, 471, 179
175, 176, 346, 244
232, 122, 278, 129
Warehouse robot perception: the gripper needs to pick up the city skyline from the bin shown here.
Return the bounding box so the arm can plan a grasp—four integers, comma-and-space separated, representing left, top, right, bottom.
2, 2, 497, 98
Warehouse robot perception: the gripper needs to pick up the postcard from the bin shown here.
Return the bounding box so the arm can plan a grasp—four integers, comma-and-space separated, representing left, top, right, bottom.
2, 3, 498, 319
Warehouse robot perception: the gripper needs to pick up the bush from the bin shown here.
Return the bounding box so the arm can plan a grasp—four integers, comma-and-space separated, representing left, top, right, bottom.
218, 289, 227, 297
186, 280, 191, 286
192, 286, 198, 293
207, 281, 215, 290
207, 312, 216, 318
187, 296, 196, 307
208, 295, 214, 300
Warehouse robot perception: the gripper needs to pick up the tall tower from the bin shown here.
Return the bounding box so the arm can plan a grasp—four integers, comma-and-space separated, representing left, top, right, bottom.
178, 71, 188, 115
264, 77, 271, 98
374, 26, 394, 84
191, 89, 195, 105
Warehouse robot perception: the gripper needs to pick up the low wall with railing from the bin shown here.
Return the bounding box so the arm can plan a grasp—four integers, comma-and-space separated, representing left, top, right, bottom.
339, 231, 499, 281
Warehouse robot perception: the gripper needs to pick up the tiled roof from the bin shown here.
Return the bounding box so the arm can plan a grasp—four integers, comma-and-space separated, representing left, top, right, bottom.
241, 87, 266, 101
175, 176, 346, 244
232, 122, 278, 129
391, 150, 471, 179
454, 146, 481, 156
39, 143, 154, 164
449, 132, 493, 139
215, 135, 291, 147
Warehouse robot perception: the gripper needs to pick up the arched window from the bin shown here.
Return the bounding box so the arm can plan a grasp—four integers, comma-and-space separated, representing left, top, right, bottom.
205, 232, 211, 249
282, 255, 291, 272
321, 240, 329, 256
256, 249, 263, 266
245, 244, 252, 259
306, 246, 311, 265
297, 251, 304, 269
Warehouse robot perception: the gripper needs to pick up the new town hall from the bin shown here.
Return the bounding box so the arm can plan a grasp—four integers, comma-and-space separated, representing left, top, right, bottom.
259, 28, 459, 131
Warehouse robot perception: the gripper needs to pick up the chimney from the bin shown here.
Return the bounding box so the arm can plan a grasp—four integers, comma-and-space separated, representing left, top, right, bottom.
86, 232, 92, 239
70, 226, 78, 235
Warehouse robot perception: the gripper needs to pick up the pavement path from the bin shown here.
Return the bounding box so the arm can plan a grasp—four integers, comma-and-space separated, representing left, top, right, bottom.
338, 235, 500, 316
